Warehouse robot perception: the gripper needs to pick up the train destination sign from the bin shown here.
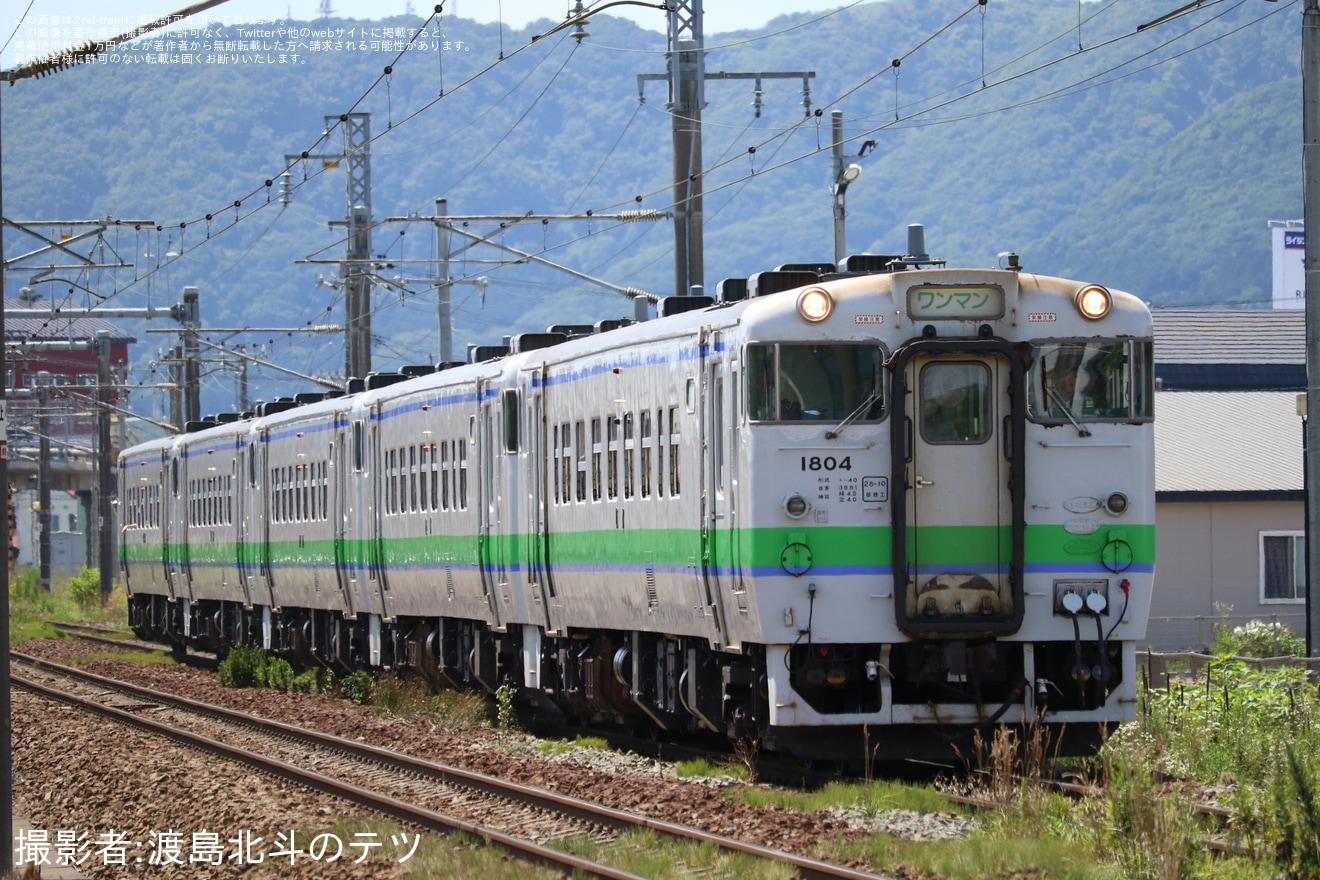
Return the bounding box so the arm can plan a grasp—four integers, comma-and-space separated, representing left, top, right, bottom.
906, 284, 1005, 319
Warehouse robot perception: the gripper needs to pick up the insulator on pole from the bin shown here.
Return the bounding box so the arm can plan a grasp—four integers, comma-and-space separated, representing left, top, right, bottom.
616, 210, 665, 224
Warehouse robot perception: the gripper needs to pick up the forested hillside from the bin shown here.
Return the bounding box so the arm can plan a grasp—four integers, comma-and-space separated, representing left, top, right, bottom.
2, 0, 1303, 413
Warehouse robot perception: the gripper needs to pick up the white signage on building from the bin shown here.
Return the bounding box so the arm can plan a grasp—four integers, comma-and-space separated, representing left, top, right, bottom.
1273, 223, 1305, 309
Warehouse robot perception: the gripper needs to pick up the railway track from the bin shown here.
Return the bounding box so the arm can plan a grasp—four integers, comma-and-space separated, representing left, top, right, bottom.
12, 651, 889, 880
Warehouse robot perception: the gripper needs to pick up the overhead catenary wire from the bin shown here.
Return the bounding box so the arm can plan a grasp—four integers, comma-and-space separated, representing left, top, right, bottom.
9, 0, 1285, 405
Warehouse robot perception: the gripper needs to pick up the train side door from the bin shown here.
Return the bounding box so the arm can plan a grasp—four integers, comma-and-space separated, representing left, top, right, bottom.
257, 435, 277, 604
477, 384, 503, 625
891, 342, 1025, 635
700, 333, 731, 646
334, 427, 356, 611
525, 370, 557, 631
367, 419, 390, 613
164, 455, 186, 601
235, 450, 252, 606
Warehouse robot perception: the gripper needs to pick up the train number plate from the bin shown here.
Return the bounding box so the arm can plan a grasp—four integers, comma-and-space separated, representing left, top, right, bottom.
862, 476, 888, 503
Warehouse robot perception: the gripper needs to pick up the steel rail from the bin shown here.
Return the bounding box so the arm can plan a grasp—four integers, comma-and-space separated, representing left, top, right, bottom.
12, 668, 646, 880
12, 652, 889, 880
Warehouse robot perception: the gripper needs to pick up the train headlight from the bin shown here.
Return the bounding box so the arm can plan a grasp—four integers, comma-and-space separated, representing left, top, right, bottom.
797, 288, 833, 323
784, 493, 811, 519
1104, 491, 1129, 516
1075, 284, 1112, 320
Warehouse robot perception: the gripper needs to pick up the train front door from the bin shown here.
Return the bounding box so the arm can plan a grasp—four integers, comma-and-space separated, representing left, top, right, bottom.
891, 341, 1025, 635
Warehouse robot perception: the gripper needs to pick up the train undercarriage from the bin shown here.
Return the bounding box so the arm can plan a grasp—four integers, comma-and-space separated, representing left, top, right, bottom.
129, 593, 1123, 762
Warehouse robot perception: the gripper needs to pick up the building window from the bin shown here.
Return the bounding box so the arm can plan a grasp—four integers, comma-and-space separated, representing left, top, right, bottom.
1261, 531, 1306, 603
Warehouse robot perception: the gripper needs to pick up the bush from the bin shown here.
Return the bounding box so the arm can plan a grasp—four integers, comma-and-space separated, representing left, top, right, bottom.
291, 667, 329, 694
217, 645, 267, 688
66, 567, 102, 612
1214, 618, 1306, 659
265, 656, 296, 691
341, 669, 373, 704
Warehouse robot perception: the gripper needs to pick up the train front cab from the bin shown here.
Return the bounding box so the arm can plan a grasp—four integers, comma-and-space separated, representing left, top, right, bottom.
754, 270, 1154, 760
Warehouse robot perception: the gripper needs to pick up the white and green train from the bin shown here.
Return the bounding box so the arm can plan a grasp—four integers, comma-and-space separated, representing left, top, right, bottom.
119, 240, 1154, 760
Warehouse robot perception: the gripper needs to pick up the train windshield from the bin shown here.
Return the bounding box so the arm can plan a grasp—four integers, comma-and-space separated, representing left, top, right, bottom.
747, 343, 885, 423
1027, 339, 1154, 422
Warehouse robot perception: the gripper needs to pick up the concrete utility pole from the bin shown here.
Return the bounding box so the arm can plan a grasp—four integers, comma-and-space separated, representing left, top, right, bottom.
95, 331, 114, 601
435, 198, 453, 364
182, 287, 200, 425
1305, 0, 1320, 655
830, 110, 870, 266
34, 372, 52, 593
639, 0, 814, 298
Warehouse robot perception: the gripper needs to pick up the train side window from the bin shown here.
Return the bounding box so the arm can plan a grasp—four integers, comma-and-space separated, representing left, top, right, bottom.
575, 421, 587, 502
607, 417, 619, 500
591, 417, 603, 501
623, 413, 635, 499
419, 444, 429, 511
410, 444, 418, 513
503, 389, 519, 454
668, 406, 681, 497
655, 408, 665, 500
639, 410, 652, 499
388, 448, 398, 514
171, 458, 180, 497
459, 440, 468, 509
552, 425, 562, 503
353, 421, 364, 472
1133, 340, 1154, 420
441, 442, 450, 510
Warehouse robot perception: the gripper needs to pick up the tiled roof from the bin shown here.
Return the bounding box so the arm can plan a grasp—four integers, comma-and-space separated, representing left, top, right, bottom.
1154, 390, 1302, 494
4, 299, 137, 345
1152, 309, 1303, 365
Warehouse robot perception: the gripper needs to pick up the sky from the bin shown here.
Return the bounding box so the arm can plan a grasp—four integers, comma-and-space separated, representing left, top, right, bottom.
2, 0, 849, 67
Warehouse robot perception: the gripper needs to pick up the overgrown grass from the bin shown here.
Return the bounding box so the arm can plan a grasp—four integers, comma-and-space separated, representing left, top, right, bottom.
674, 756, 749, 782
64, 649, 175, 666
535, 735, 611, 758
8, 566, 130, 642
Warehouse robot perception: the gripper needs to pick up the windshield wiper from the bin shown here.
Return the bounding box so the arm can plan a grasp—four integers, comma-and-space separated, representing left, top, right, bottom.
825, 389, 882, 440
1046, 385, 1091, 438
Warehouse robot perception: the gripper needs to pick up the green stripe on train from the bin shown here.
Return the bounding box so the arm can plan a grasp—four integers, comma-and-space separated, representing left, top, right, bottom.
122, 523, 1152, 571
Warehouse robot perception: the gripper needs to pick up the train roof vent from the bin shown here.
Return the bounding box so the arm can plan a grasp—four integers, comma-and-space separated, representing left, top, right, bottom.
184, 420, 215, 432
468, 344, 511, 363
839, 253, 904, 275
321, 390, 344, 400
399, 364, 435, 377
776, 261, 835, 275
294, 392, 326, 405
547, 324, 594, 339
659, 295, 715, 317
512, 332, 567, 353
257, 400, 298, 417
434, 361, 466, 373
346, 377, 367, 394
716, 278, 748, 302
593, 318, 633, 334
215, 413, 242, 423
747, 270, 820, 297
366, 372, 409, 390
